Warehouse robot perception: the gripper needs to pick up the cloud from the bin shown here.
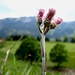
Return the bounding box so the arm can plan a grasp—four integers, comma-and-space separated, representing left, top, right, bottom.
4, 0, 38, 16
0, 12, 22, 19
0, 0, 75, 21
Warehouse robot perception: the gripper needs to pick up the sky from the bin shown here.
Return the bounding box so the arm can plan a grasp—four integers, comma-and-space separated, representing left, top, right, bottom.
0, 0, 75, 22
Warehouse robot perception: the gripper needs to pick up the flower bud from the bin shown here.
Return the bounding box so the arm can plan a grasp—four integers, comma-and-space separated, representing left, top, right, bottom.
37, 9, 45, 25
38, 9, 45, 19
54, 17, 63, 25
45, 8, 56, 20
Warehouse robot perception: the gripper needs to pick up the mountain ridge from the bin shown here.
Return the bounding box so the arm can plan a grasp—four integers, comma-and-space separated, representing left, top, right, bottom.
0, 17, 75, 39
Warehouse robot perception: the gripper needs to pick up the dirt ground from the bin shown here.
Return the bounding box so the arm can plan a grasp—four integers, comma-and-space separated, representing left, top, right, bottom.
49, 68, 75, 75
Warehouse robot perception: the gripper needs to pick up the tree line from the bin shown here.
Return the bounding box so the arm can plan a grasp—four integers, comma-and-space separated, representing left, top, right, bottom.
6, 34, 75, 43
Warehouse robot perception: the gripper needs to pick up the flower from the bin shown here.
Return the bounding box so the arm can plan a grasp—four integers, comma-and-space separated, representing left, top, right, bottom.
37, 8, 63, 34
54, 17, 63, 25
37, 9, 45, 19
50, 17, 63, 29
45, 8, 56, 20
37, 9, 45, 25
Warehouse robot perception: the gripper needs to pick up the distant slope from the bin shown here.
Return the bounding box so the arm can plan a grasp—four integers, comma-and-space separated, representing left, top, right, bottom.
0, 17, 75, 38
47, 21, 75, 38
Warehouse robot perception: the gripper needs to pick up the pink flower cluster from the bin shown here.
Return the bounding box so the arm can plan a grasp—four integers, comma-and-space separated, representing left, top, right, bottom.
37, 8, 63, 27
37, 8, 63, 34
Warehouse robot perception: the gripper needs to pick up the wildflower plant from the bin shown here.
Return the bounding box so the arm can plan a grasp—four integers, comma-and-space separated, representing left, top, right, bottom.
37, 8, 63, 75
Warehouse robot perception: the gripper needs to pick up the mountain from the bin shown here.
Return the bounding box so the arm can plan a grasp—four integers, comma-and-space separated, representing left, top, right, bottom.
47, 21, 75, 39
0, 17, 39, 38
0, 17, 75, 39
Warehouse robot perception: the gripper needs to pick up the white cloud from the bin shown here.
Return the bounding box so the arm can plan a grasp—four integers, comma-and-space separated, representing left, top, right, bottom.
4, 0, 38, 16
0, 12, 22, 19
0, 0, 75, 21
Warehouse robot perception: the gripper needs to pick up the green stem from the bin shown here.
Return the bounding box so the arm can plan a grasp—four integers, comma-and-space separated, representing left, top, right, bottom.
40, 33, 46, 75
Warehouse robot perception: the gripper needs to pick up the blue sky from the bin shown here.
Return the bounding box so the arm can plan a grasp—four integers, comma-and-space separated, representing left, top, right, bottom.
0, 0, 75, 22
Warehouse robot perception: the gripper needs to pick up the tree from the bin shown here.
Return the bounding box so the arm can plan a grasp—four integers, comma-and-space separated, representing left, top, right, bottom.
49, 43, 68, 68
6, 34, 30, 41
45, 36, 50, 41
0, 39, 4, 48
15, 36, 41, 63
37, 36, 40, 41
63, 36, 68, 42
55, 38, 62, 42
71, 37, 75, 43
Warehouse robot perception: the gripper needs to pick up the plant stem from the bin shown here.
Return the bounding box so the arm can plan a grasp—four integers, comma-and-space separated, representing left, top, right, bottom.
1, 50, 10, 74
40, 33, 46, 75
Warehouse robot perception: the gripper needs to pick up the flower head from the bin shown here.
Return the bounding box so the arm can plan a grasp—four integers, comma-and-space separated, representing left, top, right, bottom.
54, 17, 63, 25
37, 9, 45, 25
50, 17, 63, 29
37, 8, 63, 34
46, 8, 56, 20
38, 9, 45, 19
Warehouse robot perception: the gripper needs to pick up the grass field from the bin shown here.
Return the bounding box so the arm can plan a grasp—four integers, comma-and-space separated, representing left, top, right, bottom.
46, 42, 75, 69
0, 41, 75, 75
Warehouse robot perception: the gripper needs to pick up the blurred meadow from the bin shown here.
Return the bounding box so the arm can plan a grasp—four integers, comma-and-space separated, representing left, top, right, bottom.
0, 39, 75, 75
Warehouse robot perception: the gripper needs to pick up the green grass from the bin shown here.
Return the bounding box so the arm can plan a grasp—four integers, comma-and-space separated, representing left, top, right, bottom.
46, 42, 75, 69
0, 41, 22, 54
3, 58, 41, 75
0, 41, 75, 75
